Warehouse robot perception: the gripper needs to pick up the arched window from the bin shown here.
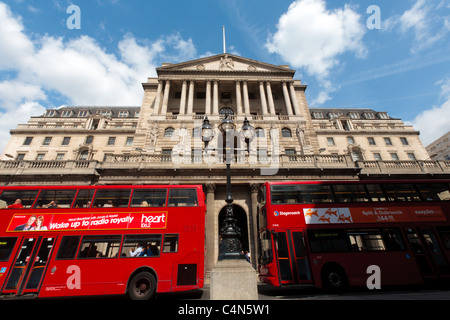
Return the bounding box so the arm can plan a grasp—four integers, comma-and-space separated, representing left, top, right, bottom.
281, 127, 292, 137
164, 127, 175, 138
255, 128, 265, 137
79, 150, 89, 161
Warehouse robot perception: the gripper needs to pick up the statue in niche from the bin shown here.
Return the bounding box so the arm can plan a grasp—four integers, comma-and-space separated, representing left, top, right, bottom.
149, 122, 159, 147
219, 54, 234, 70
296, 122, 306, 147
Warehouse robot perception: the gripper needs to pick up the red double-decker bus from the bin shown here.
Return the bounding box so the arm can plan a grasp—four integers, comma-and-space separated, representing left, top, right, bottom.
257, 180, 450, 289
0, 184, 206, 299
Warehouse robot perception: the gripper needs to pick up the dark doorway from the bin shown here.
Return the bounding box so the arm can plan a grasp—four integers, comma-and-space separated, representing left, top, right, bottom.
218, 204, 249, 253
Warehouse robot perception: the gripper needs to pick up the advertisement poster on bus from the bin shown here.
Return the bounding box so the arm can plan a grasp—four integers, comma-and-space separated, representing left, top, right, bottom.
302, 206, 445, 224
6, 211, 167, 232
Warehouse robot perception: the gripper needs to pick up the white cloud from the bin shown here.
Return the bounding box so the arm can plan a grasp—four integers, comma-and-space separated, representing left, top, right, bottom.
383, 0, 450, 53
266, 0, 366, 105
411, 78, 450, 146
0, 2, 198, 153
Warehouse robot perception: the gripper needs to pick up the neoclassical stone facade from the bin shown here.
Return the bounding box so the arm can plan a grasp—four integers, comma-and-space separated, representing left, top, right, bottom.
1, 54, 448, 271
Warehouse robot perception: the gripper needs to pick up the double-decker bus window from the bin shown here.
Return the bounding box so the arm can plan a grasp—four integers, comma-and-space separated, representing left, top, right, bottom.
382, 183, 421, 202
332, 184, 370, 202
122, 235, 161, 257
365, 184, 387, 202
73, 189, 95, 208
34, 189, 77, 208
416, 183, 450, 201
56, 236, 81, 259
308, 230, 350, 253
131, 189, 167, 207
348, 230, 386, 251
0, 237, 17, 261
437, 227, 450, 249
258, 230, 273, 264
78, 236, 121, 258
0, 190, 39, 208
168, 189, 198, 207
271, 184, 333, 204
163, 234, 178, 253
382, 228, 406, 251
92, 189, 131, 208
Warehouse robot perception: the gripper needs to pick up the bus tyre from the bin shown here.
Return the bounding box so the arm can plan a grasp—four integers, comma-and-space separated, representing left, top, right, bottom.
128, 272, 156, 300
322, 266, 347, 291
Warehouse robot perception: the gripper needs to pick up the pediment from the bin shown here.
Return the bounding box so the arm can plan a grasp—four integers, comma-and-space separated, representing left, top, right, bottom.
156, 53, 294, 74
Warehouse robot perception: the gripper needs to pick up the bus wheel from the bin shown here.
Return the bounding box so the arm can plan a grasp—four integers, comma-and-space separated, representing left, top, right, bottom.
128, 272, 156, 300
322, 266, 347, 291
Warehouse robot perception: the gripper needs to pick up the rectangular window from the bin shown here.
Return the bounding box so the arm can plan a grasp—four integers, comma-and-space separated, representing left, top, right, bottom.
390, 153, 399, 160
0, 237, 18, 261
271, 184, 334, 204
365, 184, 387, 202
121, 235, 161, 257
92, 189, 131, 208
78, 236, 121, 259
42, 137, 52, 146
34, 189, 77, 208
107, 137, 116, 145
332, 184, 370, 202
415, 183, 449, 201
382, 183, 421, 202
308, 229, 350, 253
168, 189, 198, 207
400, 137, 409, 145
131, 188, 167, 207
126, 137, 134, 146
73, 189, 96, 208
56, 236, 81, 259
0, 190, 39, 208
373, 153, 382, 161
56, 153, 65, 161
407, 153, 416, 160
384, 137, 392, 145
23, 137, 33, 145
367, 137, 376, 145
62, 137, 71, 145
163, 234, 179, 253
327, 137, 335, 146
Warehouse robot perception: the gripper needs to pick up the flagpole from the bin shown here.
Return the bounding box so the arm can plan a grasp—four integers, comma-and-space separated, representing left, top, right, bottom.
223, 25, 226, 54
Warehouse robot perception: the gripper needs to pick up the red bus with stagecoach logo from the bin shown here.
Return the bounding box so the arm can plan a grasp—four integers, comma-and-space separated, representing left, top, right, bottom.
257, 180, 450, 290
0, 184, 205, 299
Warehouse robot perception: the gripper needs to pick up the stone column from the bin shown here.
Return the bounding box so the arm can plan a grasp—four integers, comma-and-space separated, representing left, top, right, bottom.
259, 81, 268, 115
205, 80, 211, 115
282, 81, 293, 116
213, 80, 219, 114
205, 183, 216, 272
179, 80, 187, 115
266, 82, 276, 115
152, 81, 163, 115
242, 81, 250, 114
289, 82, 301, 115
187, 80, 195, 114
160, 80, 171, 115
235, 81, 243, 114
249, 183, 260, 269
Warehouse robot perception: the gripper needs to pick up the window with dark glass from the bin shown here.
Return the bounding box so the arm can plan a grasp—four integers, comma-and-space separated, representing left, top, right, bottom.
78, 236, 121, 258
168, 189, 198, 207
131, 188, 167, 207
56, 236, 80, 259
121, 235, 161, 257
92, 189, 131, 207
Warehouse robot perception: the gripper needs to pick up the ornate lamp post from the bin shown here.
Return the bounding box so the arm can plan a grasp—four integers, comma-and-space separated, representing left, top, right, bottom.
202, 115, 254, 260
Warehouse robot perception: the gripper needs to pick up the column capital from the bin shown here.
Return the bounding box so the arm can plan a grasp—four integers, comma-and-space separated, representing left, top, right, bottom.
249, 183, 260, 193
206, 183, 216, 193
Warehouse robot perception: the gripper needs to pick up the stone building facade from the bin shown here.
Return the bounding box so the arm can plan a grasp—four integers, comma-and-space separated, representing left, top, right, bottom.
1, 54, 449, 271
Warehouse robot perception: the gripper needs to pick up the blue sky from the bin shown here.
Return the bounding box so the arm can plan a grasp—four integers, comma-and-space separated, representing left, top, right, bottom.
0, 0, 449, 153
